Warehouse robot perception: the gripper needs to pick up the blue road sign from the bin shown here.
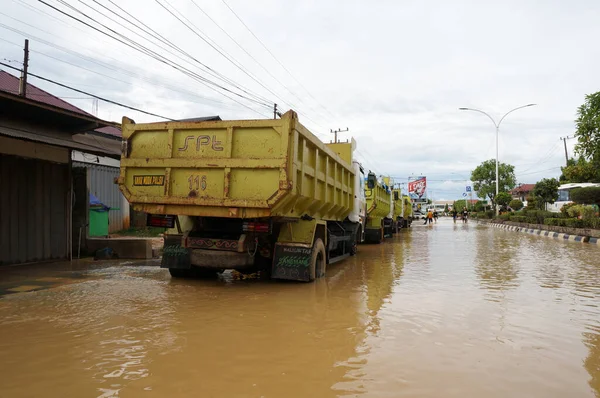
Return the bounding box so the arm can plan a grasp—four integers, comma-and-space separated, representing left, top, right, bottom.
463, 193, 468, 197
466, 186, 472, 192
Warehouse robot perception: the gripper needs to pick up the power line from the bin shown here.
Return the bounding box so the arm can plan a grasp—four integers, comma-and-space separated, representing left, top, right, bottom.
187, 0, 334, 127
219, 0, 339, 120
95, 0, 272, 116
0, 61, 173, 120
35, 0, 273, 116
66, 0, 262, 101
93, 0, 274, 106
1, 16, 259, 112
516, 167, 562, 177
518, 142, 561, 174
188, 0, 312, 112
152, 1, 330, 130
0, 26, 238, 112
154, 0, 280, 106
10, 0, 333, 126
9, 1, 342, 130
88, 0, 273, 111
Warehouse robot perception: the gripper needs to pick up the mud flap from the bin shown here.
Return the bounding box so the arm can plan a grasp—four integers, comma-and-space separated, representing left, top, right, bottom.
271, 244, 313, 281
161, 235, 191, 269
364, 228, 383, 243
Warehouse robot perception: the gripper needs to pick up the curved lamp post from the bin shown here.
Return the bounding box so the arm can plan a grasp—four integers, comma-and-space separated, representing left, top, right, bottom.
459, 104, 536, 213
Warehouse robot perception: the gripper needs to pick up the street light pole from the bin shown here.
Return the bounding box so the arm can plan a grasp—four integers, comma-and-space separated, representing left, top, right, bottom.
496, 124, 499, 200
459, 104, 536, 214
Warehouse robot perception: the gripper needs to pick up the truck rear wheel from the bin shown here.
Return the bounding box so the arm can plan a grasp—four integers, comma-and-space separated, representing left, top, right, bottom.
309, 238, 326, 281
168, 267, 219, 278
192, 267, 220, 278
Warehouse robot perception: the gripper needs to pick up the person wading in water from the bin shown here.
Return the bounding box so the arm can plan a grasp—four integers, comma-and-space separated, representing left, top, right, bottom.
424, 209, 433, 225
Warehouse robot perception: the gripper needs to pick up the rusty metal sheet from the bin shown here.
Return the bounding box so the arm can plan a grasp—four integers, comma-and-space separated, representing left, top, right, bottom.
0, 154, 68, 265
119, 110, 355, 221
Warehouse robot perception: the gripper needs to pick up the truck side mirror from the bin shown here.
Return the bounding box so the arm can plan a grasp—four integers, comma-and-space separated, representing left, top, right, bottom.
393, 191, 399, 201
367, 173, 376, 189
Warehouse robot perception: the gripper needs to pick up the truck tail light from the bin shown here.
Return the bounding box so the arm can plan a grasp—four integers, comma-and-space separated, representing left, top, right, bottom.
147, 214, 176, 228
242, 221, 270, 233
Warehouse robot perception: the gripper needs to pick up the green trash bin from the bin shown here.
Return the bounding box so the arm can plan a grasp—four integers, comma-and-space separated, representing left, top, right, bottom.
89, 193, 110, 237
89, 208, 109, 237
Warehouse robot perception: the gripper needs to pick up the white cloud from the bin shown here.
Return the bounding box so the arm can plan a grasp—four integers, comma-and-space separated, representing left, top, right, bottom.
1, 0, 598, 199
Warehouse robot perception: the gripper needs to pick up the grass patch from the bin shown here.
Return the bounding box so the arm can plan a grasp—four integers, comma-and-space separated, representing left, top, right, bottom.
113, 227, 166, 237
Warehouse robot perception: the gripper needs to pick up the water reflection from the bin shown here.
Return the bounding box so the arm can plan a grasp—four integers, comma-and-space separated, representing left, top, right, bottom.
584, 326, 600, 398
0, 268, 176, 397
364, 244, 397, 334
573, 249, 600, 397
129, 256, 375, 398
334, 236, 406, 395
1, 222, 600, 397
474, 228, 520, 300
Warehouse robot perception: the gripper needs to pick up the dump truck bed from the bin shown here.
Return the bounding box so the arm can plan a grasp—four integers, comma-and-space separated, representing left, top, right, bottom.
365, 182, 392, 219
118, 110, 354, 221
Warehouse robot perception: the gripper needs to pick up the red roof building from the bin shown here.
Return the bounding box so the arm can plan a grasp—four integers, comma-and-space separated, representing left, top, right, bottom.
509, 184, 535, 202
0, 70, 121, 138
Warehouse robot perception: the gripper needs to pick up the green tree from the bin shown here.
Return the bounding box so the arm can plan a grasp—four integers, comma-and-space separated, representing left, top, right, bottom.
496, 192, 512, 207
526, 194, 537, 210
570, 187, 600, 206
471, 159, 517, 209
474, 200, 487, 211
444, 203, 449, 212
559, 157, 600, 183
533, 178, 560, 210
509, 199, 524, 211
574, 92, 600, 164
454, 199, 467, 212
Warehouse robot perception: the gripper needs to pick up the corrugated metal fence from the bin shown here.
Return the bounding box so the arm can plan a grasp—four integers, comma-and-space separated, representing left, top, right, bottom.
0, 155, 69, 265
73, 162, 129, 233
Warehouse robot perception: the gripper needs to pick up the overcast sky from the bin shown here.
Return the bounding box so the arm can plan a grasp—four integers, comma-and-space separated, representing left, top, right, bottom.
2, 0, 599, 200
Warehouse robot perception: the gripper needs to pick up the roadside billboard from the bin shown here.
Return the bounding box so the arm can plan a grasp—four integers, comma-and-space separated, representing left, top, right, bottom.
408, 176, 427, 202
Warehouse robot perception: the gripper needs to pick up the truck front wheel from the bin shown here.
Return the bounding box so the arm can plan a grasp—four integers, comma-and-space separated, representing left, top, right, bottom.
309, 238, 326, 281
350, 228, 360, 256
378, 227, 384, 244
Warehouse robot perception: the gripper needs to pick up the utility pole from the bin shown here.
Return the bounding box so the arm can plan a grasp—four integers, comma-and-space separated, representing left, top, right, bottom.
92, 98, 99, 116
272, 103, 282, 119
19, 39, 29, 97
560, 136, 571, 167
330, 127, 349, 143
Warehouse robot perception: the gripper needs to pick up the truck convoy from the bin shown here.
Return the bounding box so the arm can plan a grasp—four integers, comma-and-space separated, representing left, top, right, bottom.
118, 110, 410, 282
364, 173, 392, 243
401, 195, 413, 228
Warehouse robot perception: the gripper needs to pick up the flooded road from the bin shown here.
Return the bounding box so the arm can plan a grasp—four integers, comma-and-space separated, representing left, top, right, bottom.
1, 219, 599, 397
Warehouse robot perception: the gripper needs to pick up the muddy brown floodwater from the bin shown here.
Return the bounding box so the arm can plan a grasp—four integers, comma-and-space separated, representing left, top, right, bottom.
1, 219, 599, 397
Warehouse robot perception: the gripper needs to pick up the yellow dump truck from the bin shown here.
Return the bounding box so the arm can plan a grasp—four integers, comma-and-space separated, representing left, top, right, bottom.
118, 110, 365, 281
401, 195, 413, 228
381, 177, 400, 235
364, 173, 392, 243
390, 185, 404, 233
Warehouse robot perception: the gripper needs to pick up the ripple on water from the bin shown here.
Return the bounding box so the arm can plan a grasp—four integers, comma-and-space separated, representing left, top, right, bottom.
0, 226, 599, 398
